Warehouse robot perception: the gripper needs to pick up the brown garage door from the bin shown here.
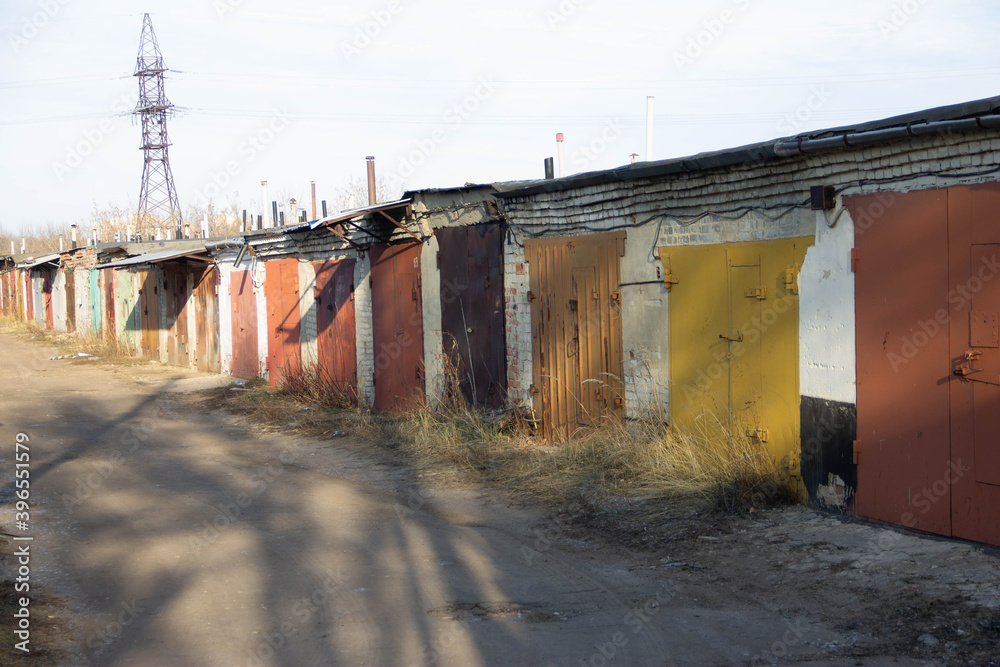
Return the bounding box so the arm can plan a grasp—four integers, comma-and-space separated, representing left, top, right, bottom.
230, 269, 259, 379
526, 232, 625, 439
265, 258, 301, 387
314, 259, 357, 398
370, 242, 424, 412
851, 184, 1000, 546
437, 224, 506, 408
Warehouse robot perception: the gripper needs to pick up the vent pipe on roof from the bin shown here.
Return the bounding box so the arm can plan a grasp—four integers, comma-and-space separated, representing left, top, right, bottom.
645, 96, 654, 162
10, 241, 14, 254
272, 201, 279, 227
311, 181, 317, 220
201, 214, 209, 238
366, 156, 377, 205
261, 181, 271, 228
21, 238, 26, 254
556, 134, 567, 177
544, 157, 555, 180
71, 224, 78, 249
59, 237, 64, 252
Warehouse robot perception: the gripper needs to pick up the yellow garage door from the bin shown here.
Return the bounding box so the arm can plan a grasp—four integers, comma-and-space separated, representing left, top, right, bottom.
660, 238, 812, 488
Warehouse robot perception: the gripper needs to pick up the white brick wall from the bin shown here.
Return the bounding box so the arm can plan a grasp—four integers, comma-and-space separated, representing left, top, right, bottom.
354, 253, 375, 406
502, 237, 532, 407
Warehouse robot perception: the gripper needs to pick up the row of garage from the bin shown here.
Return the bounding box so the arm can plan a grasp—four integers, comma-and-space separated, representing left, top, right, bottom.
3, 95, 1000, 547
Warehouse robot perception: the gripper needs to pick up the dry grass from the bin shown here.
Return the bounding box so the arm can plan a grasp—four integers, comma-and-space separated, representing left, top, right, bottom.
278, 363, 358, 410
362, 380, 795, 516
0, 315, 144, 365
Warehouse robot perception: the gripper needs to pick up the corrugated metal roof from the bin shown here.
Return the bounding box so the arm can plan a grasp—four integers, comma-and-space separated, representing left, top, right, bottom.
95, 247, 211, 269
308, 198, 411, 230
17, 253, 61, 269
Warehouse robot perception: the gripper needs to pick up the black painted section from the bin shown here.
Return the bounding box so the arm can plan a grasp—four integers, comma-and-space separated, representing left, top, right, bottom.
800, 396, 857, 511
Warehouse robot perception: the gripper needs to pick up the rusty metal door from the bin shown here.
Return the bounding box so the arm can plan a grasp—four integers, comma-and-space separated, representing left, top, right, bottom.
102, 269, 116, 338
437, 224, 506, 407
139, 269, 160, 360
192, 267, 220, 373
265, 258, 301, 387
230, 269, 259, 379
24, 272, 32, 323
65, 269, 75, 333
314, 259, 357, 397
42, 270, 53, 329
526, 232, 625, 439
370, 243, 425, 411
851, 186, 1000, 546
162, 264, 190, 368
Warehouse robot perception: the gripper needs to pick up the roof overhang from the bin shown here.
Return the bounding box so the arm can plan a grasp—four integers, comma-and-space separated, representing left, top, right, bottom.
95, 247, 213, 269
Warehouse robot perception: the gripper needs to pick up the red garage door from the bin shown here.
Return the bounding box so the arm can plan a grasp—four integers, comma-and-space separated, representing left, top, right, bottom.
370, 243, 424, 411
851, 184, 1000, 546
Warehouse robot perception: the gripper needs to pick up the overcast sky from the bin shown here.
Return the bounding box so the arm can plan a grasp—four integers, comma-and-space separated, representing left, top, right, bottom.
2, 0, 999, 232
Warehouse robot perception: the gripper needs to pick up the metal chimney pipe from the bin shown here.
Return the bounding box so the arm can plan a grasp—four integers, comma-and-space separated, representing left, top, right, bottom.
71, 224, 78, 249
201, 213, 209, 238
322, 200, 328, 217
544, 157, 555, 180
272, 202, 279, 227
155, 227, 162, 241
556, 134, 566, 177
261, 181, 271, 228
366, 156, 377, 205
311, 181, 317, 220
645, 96, 654, 161
10, 241, 14, 254
21, 238, 26, 253
59, 237, 64, 252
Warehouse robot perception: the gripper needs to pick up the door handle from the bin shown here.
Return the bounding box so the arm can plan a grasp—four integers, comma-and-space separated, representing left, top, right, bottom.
719, 332, 743, 342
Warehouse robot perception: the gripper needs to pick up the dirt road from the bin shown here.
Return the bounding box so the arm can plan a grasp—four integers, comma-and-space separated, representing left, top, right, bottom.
0, 332, 997, 666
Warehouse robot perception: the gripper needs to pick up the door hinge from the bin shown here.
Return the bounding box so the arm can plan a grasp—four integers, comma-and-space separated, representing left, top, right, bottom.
527, 290, 537, 302
784, 266, 799, 295
744, 286, 767, 300
746, 427, 770, 443
663, 269, 679, 291
852, 440, 860, 464
787, 451, 801, 477
851, 248, 858, 273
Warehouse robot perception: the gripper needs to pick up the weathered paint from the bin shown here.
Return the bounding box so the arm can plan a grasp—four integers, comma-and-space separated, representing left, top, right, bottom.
436, 224, 507, 408
102, 268, 116, 338
64, 269, 75, 333
621, 222, 670, 421
370, 242, 425, 411
193, 267, 221, 373
265, 257, 301, 387
162, 264, 190, 368
229, 268, 260, 379
52, 269, 67, 332
313, 258, 357, 396
138, 268, 160, 360
115, 270, 141, 351
526, 232, 626, 439
851, 185, 1000, 547
88, 270, 101, 335
661, 238, 812, 487
298, 260, 319, 370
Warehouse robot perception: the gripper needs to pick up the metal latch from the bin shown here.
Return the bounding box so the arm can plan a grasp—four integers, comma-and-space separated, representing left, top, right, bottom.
744, 286, 767, 300
527, 291, 537, 302
745, 427, 770, 443
720, 332, 744, 342
784, 266, 799, 294
954, 350, 983, 377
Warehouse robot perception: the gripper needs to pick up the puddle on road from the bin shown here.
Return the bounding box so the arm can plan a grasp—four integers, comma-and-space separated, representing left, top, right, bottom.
427, 601, 575, 623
